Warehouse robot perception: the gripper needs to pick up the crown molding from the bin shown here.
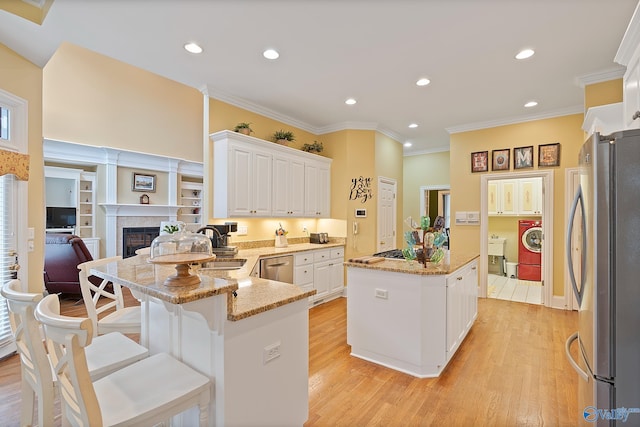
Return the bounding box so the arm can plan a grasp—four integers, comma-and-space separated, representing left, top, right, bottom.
575, 67, 625, 88
446, 105, 584, 134
205, 85, 318, 134
403, 145, 450, 157
615, 2, 640, 66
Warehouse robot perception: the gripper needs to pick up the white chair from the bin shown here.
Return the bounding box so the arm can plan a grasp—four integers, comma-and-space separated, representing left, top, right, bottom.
35, 294, 211, 427
77, 256, 141, 337
1, 280, 149, 427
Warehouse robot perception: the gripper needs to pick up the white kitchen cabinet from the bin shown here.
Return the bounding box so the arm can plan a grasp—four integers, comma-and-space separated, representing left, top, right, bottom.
304, 162, 330, 217
487, 179, 517, 215
518, 178, 542, 215
446, 259, 478, 356
213, 139, 273, 218
329, 247, 345, 294
292, 246, 345, 306
294, 252, 315, 300
346, 257, 478, 378
273, 154, 305, 217
211, 130, 331, 218
615, 13, 640, 130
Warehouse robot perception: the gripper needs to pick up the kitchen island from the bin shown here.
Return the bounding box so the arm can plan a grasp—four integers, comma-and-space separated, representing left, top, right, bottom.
92, 253, 316, 427
345, 250, 479, 378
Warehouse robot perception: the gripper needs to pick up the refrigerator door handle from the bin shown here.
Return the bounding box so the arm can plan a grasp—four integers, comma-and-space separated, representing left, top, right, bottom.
565, 332, 590, 381
566, 186, 586, 307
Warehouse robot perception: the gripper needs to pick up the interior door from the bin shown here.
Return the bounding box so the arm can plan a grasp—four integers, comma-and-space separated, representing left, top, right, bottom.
377, 178, 396, 252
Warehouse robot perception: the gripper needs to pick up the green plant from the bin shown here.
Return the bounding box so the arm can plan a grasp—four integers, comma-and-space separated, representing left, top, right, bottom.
233, 122, 253, 133
272, 129, 295, 142
302, 140, 323, 153
163, 224, 179, 234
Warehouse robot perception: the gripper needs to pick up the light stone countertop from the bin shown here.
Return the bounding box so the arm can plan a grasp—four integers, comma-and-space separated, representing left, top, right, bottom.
91, 242, 345, 321
343, 250, 479, 275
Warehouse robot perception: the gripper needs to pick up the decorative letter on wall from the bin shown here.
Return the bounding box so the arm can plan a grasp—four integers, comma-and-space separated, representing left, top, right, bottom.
349, 176, 373, 203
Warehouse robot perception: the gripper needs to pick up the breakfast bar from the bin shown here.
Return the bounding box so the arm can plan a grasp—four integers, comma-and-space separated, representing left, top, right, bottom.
345, 251, 479, 378
92, 253, 315, 427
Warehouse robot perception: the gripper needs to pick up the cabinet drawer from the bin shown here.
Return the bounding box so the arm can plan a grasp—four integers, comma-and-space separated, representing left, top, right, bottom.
330, 247, 344, 259
295, 252, 314, 266
294, 264, 313, 285
313, 249, 332, 263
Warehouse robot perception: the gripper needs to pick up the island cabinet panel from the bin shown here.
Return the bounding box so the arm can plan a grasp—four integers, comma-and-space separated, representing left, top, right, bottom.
346, 257, 478, 378
446, 260, 478, 356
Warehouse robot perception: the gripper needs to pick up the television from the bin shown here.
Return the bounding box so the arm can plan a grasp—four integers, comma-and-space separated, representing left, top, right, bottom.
46, 206, 77, 229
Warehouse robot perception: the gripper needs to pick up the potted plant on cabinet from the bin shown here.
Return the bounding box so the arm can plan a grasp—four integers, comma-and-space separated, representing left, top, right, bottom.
301, 140, 323, 154
272, 130, 295, 145
234, 122, 253, 135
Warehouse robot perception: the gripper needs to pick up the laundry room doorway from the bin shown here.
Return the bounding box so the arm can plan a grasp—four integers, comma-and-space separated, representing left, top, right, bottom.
479, 170, 554, 306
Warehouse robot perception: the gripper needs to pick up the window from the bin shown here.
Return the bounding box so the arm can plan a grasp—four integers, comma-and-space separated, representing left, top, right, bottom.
0, 173, 16, 358
0, 89, 28, 360
0, 107, 8, 140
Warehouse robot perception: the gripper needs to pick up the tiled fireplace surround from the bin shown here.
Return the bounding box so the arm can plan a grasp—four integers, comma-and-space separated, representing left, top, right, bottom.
119, 217, 165, 257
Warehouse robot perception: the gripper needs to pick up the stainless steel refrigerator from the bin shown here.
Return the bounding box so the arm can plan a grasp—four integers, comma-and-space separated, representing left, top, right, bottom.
566, 130, 640, 426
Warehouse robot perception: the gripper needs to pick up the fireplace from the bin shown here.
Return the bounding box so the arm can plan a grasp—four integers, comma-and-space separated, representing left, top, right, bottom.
122, 227, 160, 258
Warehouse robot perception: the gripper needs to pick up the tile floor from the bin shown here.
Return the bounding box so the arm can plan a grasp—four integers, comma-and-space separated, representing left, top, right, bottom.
487, 273, 543, 305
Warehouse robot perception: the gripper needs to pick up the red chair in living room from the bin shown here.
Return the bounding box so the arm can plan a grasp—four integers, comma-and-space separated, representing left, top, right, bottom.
43, 233, 94, 295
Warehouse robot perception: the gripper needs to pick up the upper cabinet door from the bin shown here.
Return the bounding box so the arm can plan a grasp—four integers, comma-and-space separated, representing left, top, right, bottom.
228, 144, 272, 217
518, 178, 542, 215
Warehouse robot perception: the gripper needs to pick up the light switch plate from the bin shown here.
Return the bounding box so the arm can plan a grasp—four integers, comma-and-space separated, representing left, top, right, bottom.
236, 225, 248, 235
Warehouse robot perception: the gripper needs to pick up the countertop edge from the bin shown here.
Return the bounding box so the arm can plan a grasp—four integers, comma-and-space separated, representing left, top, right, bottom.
344, 252, 479, 275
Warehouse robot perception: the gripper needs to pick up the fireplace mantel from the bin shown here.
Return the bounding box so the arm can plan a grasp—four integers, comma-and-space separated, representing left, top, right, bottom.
100, 204, 184, 217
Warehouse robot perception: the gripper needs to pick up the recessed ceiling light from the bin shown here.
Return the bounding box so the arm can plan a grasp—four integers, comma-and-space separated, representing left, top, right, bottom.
408, 123, 418, 128
524, 101, 538, 108
263, 49, 279, 60
184, 42, 203, 54
404, 142, 412, 148
416, 78, 430, 86
515, 49, 535, 60
345, 98, 357, 105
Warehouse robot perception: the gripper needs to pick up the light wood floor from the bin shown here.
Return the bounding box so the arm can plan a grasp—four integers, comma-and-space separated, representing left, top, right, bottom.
0, 291, 579, 426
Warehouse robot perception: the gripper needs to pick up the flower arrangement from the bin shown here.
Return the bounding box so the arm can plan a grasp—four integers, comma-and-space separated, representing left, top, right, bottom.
275, 223, 288, 236
162, 224, 179, 234
275, 223, 288, 247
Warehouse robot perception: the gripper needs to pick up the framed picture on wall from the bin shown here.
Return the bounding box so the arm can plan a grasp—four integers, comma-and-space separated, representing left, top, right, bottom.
470, 151, 488, 173
132, 172, 156, 192
491, 149, 510, 171
513, 146, 534, 169
538, 143, 561, 167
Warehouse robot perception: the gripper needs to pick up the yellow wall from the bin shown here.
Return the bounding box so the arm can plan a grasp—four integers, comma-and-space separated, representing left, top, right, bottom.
43, 43, 203, 162
117, 167, 169, 205
0, 43, 44, 292
450, 114, 585, 297
584, 79, 623, 109
402, 151, 450, 222
376, 132, 404, 250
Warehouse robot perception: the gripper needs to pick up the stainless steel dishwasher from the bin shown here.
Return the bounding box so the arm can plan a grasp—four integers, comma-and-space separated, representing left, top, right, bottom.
259, 255, 294, 284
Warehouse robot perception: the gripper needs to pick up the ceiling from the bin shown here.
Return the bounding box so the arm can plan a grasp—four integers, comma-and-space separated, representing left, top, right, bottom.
0, 0, 638, 154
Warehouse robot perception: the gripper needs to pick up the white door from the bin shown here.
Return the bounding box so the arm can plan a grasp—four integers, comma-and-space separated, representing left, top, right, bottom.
377, 178, 396, 252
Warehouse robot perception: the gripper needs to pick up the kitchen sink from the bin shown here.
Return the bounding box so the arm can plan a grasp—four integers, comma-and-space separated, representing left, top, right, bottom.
200, 258, 247, 270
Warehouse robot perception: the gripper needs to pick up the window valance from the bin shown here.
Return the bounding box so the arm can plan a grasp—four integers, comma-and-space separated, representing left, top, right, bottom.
0, 149, 29, 181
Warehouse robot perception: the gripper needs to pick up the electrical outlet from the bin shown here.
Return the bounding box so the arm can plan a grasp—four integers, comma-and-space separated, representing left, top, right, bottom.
302, 224, 308, 233
263, 341, 281, 364
236, 225, 248, 235
375, 288, 388, 299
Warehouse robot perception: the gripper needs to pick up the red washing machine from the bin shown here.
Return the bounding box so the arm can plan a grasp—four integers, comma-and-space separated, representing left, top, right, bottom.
518, 220, 542, 281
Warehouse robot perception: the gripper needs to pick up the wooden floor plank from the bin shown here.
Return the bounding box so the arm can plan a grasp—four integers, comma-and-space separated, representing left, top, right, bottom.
0, 292, 578, 426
